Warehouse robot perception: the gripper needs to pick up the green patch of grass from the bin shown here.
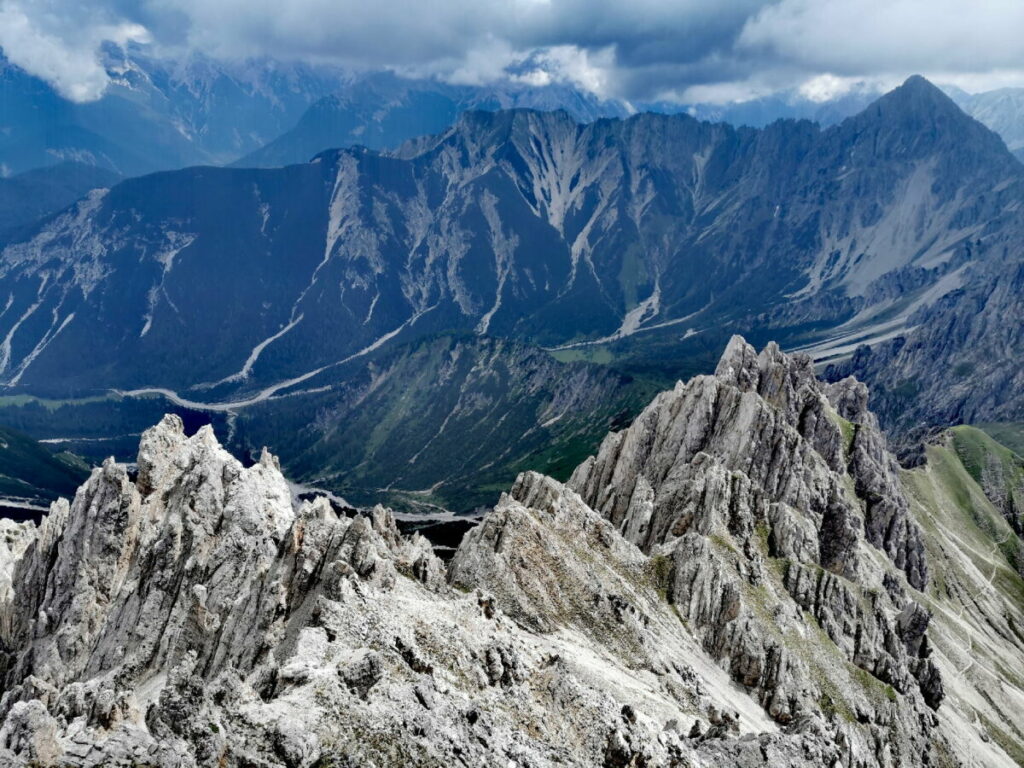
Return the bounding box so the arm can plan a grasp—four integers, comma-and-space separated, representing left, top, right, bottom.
770, 556, 792, 580
948, 426, 1024, 571
904, 440, 1024, 632
824, 403, 856, 458
851, 666, 897, 704
950, 425, 1010, 483
923, 442, 1001, 537
709, 533, 738, 555
975, 422, 1024, 458
818, 692, 839, 719
648, 553, 673, 600
547, 347, 615, 365
754, 522, 770, 553
837, 417, 856, 457
0, 392, 125, 411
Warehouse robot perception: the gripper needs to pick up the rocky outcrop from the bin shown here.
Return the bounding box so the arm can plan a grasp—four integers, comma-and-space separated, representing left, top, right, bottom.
571, 337, 926, 587
569, 337, 940, 721
825, 375, 928, 588
0, 415, 451, 766
1, 340, 1024, 765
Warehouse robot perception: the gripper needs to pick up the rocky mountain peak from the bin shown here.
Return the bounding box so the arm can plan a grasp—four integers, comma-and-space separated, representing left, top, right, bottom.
837, 73, 1013, 162
891, 74, 959, 107
4, 335, 1024, 763
572, 335, 926, 588
858, 74, 968, 127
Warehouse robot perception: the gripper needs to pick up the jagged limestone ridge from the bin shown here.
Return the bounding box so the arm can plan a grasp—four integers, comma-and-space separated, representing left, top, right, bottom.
0, 338, 1022, 765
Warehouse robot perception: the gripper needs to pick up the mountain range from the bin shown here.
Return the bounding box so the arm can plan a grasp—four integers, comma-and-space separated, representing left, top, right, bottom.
0, 46, 352, 177
0, 48, 627, 179
2, 339, 1024, 765
7, 44, 1024, 179
229, 75, 1024, 171
229, 75, 1024, 170
235, 71, 629, 168
675, 82, 1024, 152
0, 74, 1021, 508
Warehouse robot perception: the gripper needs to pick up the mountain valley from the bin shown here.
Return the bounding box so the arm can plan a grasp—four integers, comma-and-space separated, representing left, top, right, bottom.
0, 75, 1021, 510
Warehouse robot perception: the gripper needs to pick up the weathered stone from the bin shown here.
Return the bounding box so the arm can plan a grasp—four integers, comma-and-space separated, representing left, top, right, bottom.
0, 339, 1020, 765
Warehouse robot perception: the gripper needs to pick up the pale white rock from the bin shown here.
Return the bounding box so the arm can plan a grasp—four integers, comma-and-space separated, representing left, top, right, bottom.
0, 341, 1023, 765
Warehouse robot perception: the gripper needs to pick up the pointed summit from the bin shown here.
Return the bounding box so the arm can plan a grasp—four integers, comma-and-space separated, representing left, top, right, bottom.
900, 74, 945, 93
838, 73, 1010, 161
876, 74, 963, 114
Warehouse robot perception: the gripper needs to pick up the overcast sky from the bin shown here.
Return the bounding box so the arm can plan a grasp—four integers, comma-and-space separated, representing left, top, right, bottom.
2, 0, 1024, 103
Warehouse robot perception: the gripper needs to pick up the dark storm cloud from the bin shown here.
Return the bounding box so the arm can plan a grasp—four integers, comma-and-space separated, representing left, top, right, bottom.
1, 0, 1023, 103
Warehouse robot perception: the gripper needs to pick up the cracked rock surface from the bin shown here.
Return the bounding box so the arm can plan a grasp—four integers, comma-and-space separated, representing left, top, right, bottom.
1, 339, 1023, 766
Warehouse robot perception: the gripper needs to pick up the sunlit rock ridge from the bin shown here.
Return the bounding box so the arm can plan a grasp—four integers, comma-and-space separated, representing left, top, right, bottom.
1, 338, 1023, 766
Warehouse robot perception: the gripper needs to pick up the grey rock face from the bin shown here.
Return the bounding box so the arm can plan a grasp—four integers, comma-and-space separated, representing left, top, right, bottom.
572, 336, 926, 586
569, 337, 940, 723
825, 376, 928, 589
0, 341, 1022, 765
0, 415, 449, 766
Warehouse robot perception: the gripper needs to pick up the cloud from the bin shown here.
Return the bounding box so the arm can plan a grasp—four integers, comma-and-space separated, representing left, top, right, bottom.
0, 0, 149, 101
507, 45, 618, 95
2, 0, 1024, 104
738, 0, 1024, 76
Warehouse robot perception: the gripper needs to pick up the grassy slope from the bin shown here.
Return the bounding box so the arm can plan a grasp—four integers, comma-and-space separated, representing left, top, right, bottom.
952, 426, 1024, 481
951, 425, 1024, 540
903, 436, 1024, 766
975, 423, 1024, 459
0, 425, 90, 505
